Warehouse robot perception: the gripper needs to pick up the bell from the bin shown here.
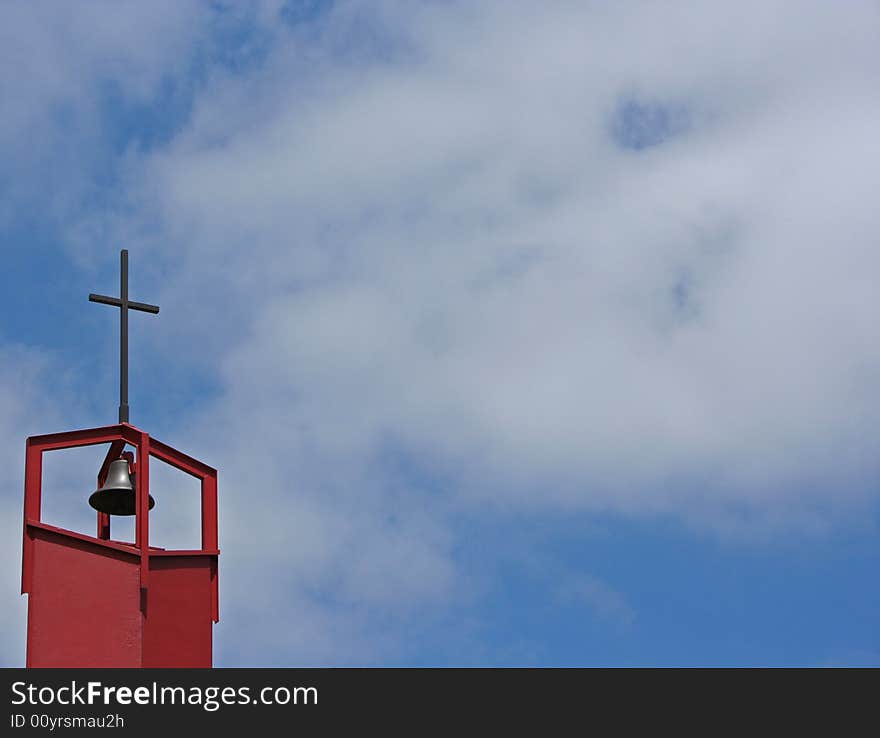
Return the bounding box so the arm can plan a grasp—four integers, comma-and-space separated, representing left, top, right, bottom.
88, 458, 155, 516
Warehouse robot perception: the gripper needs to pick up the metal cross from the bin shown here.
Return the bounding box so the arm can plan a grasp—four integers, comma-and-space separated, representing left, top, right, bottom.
89, 249, 160, 424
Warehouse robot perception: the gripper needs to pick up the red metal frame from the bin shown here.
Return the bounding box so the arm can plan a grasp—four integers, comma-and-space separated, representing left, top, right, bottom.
21, 423, 219, 622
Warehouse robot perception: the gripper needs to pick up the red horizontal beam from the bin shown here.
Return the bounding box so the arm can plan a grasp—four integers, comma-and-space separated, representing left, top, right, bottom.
27, 424, 143, 452
26, 520, 141, 559
26, 521, 218, 558
147, 550, 220, 557
149, 436, 216, 479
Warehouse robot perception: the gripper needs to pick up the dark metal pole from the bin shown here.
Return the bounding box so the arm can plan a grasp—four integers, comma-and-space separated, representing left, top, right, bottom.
119, 249, 129, 423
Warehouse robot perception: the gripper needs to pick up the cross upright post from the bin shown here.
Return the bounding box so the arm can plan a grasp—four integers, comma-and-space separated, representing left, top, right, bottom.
89, 249, 160, 424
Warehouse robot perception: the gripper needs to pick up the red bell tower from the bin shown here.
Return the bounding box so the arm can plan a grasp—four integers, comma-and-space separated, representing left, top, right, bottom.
20, 250, 219, 667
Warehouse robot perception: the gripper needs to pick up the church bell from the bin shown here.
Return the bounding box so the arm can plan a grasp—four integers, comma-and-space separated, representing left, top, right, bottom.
88, 457, 155, 516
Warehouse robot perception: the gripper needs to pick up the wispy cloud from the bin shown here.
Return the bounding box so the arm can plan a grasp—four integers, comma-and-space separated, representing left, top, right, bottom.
555, 572, 636, 628
2, 0, 879, 665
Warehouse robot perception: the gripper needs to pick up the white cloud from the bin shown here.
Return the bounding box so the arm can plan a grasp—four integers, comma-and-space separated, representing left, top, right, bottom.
0, 2, 208, 223
3, 0, 880, 664
139, 0, 880, 517
115, 0, 880, 660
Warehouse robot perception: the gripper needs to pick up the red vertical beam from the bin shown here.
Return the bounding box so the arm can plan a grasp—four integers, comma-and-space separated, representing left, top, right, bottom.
201, 473, 219, 621
136, 432, 150, 591
96, 512, 111, 541
96, 439, 126, 540
21, 441, 42, 594
201, 473, 218, 551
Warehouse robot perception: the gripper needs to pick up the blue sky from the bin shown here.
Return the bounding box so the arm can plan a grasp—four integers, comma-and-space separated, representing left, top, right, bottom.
1, 0, 879, 666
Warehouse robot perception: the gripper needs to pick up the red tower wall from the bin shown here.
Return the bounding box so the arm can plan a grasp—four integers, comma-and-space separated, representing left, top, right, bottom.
142, 556, 215, 668
27, 526, 142, 668
25, 523, 216, 668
